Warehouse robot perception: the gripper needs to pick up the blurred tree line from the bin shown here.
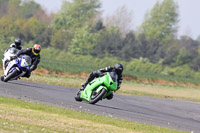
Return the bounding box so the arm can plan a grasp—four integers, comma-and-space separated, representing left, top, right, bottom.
1, 0, 200, 73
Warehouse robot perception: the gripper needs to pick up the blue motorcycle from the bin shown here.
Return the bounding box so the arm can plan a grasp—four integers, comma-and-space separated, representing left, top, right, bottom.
1, 48, 32, 82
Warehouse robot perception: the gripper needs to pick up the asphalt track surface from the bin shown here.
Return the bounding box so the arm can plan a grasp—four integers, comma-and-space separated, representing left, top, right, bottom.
0, 80, 200, 133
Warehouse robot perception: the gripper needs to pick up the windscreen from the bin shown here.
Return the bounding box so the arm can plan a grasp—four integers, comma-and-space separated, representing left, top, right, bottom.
109, 71, 118, 82
20, 55, 32, 67
8, 48, 19, 55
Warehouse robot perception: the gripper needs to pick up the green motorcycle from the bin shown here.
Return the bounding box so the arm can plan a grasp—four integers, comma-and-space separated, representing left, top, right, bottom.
75, 72, 118, 104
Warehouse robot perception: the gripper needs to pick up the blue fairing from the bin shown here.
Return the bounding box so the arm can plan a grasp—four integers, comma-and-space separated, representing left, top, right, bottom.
17, 56, 30, 72
8, 56, 31, 76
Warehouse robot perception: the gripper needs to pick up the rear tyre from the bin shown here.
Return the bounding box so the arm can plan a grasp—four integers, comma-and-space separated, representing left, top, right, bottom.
89, 88, 107, 104
3, 69, 19, 82
75, 90, 82, 102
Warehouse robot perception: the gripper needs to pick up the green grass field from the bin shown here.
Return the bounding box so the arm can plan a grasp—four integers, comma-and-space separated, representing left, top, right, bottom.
0, 96, 186, 133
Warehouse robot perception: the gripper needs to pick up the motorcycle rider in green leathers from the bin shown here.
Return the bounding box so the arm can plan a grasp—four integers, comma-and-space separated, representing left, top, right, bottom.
81, 63, 123, 100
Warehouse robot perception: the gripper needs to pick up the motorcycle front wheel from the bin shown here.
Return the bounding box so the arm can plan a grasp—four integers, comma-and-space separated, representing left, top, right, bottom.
3, 69, 19, 82
89, 88, 106, 104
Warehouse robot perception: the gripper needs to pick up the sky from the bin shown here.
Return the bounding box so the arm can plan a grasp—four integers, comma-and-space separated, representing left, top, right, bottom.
33, 0, 200, 40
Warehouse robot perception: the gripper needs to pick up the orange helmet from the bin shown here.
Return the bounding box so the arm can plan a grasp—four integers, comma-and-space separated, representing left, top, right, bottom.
32, 44, 41, 55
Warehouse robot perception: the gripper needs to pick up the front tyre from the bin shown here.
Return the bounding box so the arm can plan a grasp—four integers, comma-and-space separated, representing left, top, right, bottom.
1, 76, 4, 81
3, 69, 19, 82
89, 88, 107, 104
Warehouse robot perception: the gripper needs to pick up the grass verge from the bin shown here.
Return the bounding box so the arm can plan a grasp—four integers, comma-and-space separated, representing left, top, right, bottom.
0, 96, 186, 133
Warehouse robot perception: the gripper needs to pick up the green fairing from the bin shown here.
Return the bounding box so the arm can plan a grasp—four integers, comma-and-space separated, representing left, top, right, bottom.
80, 72, 118, 102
